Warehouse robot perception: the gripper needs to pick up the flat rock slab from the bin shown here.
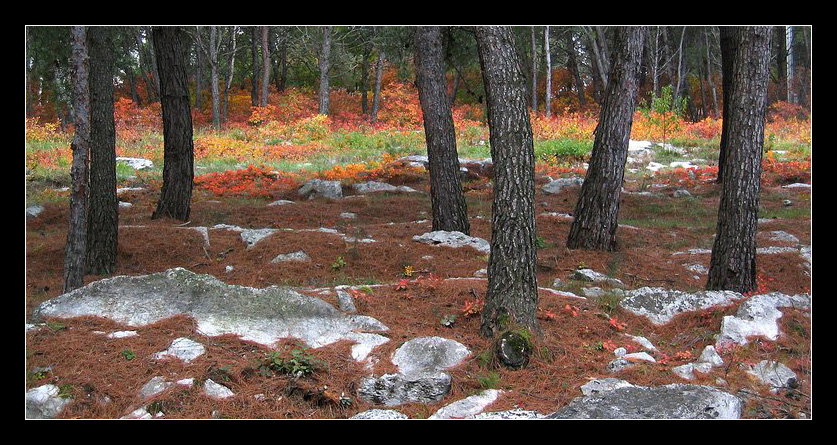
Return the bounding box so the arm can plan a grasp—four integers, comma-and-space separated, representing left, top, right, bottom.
619, 287, 745, 325
548, 383, 742, 419
33, 268, 388, 350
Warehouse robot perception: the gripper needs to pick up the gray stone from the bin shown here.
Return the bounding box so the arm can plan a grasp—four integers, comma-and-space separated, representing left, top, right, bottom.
298, 179, 343, 200
580, 378, 635, 396
412, 231, 490, 254
429, 389, 502, 419
350, 409, 409, 420
542, 177, 583, 194
716, 292, 811, 347
204, 379, 235, 399
270, 251, 311, 264
352, 181, 417, 194
548, 384, 742, 419
358, 372, 452, 406
152, 337, 205, 362
572, 269, 625, 288
25, 384, 73, 419
32, 268, 388, 350
620, 287, 745, 325
747, 360, 798, 393
359, 337, 470, 407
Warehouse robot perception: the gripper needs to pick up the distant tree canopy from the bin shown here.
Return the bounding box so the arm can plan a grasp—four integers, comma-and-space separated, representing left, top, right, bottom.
25, 26, 812, 126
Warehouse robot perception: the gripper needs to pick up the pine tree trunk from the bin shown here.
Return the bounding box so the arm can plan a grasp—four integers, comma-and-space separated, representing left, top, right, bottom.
152, 26, 194, 222
86, 26, 118, 276
318, 26, 332, 115
260, 26, 270, 107
475, 26, 539, 338
566, 26, 644, 251
414, 27, 470, 235
706, 27, 772, 293
64, 26, 90, 293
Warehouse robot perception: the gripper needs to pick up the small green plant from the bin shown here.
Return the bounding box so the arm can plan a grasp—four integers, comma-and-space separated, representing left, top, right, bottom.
331, 255, 346, 271
260, 344, 325, 378
477, 371, 502, 389
121, 349, 136, 361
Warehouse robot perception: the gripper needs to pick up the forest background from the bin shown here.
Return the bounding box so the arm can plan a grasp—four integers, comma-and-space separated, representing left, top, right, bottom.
25, 25, 811, 195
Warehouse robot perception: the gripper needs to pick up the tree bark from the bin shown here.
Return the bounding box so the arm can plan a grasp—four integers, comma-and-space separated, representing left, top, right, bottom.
544, 26, 552, 118
371, 51, 384, 124
475, 26, 539, 338
152, 26, 194, 222
64, 26, 90, 293
706, 27, 772, 294
566, 26, 644, 251
318, 26, 332, 115
86, 26, 118, 276
716, 26, 737, 184
414, 26, 470, 235
260, 26, 270, 107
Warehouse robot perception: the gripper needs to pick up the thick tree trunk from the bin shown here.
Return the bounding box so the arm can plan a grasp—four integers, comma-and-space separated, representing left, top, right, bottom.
152, 26, 194, 222
64, 26, 90, 293
706, 27, 772, 294
414, 26, 470, 235
566, 26, 645, 251
475, 26, 539, 338
86, 26, 118, 276
318, 26, 332, 115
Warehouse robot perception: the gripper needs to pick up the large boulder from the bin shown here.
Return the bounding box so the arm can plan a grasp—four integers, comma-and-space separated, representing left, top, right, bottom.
548, 383, 742, 419
32, 268, 388, 351
359, 337, 470, 406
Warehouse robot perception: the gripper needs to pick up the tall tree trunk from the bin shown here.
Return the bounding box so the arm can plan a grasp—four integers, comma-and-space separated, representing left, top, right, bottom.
530, 26, 538, 111
209, 26, 222, 130
565, 28, 587, 109
64, 26, 90, 293
250, 26, 260, 107
475, 26, 539, 338
223, 26, 238, 124
318, 26, 332, 115
361, 28, 373, 115
566, 26, 645, 251
414, 26, 470, 235
86, 26, 118, 276
544, 26, 552, 117
716, 26, 737, 184
706, 27, 772, 294
260, 26, 270, 107
371, 51, 384, 124
704, 27, 720, 119
152, 26, 194, 222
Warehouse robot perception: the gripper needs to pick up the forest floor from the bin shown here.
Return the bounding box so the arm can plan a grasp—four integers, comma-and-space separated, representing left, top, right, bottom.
24, 165, 812, 419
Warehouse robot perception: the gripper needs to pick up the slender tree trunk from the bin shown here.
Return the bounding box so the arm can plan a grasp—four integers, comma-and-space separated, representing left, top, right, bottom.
565, 29, 586, 109
250, 26, 260, 107
209, 26, 222, 130
566, 26, 645, 251
716, 26, 736, 184
530, 26, 538, 112
415, 26, 470, 235
705, 27, 720, 119
545, 26, 553, 117
706, 27, 772, 294
318, 26, 332, 115
64, 26, 90, 293
260, 26, 270, 107
223, 26, 238, 124
152, 26, 194, 222
361, 28, 373, 115
195, 28, 204, 110
371, 51, 384, 124
86, 26, 118, 276
475, 26, 539, 338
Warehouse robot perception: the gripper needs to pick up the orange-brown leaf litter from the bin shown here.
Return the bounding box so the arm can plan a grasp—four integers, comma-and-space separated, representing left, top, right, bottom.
25, 170, 812, 419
